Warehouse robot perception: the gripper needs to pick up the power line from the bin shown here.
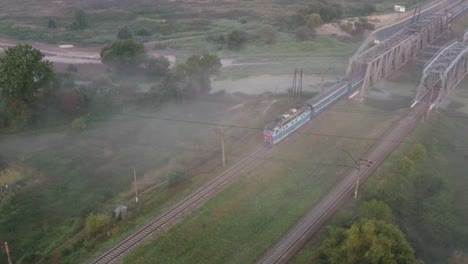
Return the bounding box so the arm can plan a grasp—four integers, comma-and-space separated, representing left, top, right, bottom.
116, 112, 457, 148
136, 94, 468, 120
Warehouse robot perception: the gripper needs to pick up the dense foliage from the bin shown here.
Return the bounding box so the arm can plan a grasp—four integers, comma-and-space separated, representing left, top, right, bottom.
0, 44, 54, 129
100, 39, 145, 70
317, 219, 420, 264
227, 30, 248, 50
117, 26, 133, 40
363, 143, 468, 262
69, 9, 88, 30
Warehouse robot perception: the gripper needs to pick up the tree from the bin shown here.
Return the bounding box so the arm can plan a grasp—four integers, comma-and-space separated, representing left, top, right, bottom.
359, 200, 394, 223
117, 26, 133, 39
145, 56, 170, 77
306, 13, 322, 29
257, 24, 276, 44
74, 10, 88, 29
0, 44, 54, 105
227, 30, 248, 50
316, 220, 421, 264
48, 18, 57, 29
100, 39, 146, 70
183, 54, 221, 94
163, 54, 221, 98
407, 144, 427, 162
85, 213, 112, 237
307, 1, 343, 23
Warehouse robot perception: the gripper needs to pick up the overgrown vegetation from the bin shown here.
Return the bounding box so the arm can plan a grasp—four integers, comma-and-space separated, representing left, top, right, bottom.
315, 198, 420, 263
310, 136, 468, 263
0, 44, 54, 130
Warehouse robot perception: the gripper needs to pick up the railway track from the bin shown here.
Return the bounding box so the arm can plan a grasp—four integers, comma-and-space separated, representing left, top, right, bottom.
254, 94, 431, 264
90, 145, 271, 264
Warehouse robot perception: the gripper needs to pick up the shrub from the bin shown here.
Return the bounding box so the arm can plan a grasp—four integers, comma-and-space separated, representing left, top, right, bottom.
227, 30, 248, 50
5, 99, 30, 130
117, 26, 133, 39
295, 26, 316, 41
71, 116, 87, 131
48, 18, 57, 29
68, 10, 88, 30
146, 56, 170, 78
168, 170, 188, 187
257, 24, 276, 44
136, 28, 151, 36
85, 213, 112, 237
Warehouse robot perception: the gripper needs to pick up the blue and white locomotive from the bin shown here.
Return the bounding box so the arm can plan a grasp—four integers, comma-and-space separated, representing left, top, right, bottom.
264, 76, 363, 144
263, 106, 312, 144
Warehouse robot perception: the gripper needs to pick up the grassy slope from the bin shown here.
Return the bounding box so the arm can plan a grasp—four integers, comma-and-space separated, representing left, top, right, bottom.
0, 0, 418, 45
0, 96, 282, 263
123, 89, 410, 263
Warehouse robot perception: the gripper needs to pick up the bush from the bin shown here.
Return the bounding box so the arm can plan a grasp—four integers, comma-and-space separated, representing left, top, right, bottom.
145, 56, 170, 78
295, 26, 316, 41
339, 18, 375, 38
227, 30, 248, 50
48, 18, 57, 29
100, 39, 146, 70
85, 213, 112, 237
68, 10, 88, 30
71, 116, 87, 131
5, 99, 30, 130
168, 170, 188, 187
257, 24, 276, 44
117, 26, 133, 39
136, 28, 151, 36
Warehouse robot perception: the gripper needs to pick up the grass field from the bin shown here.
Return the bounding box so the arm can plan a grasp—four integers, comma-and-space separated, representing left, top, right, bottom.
0, 0, 421, 46
122, 71, 418, 263
0, 94, 290, 263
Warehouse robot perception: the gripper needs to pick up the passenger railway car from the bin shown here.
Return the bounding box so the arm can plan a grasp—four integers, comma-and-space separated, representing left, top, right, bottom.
263, 76, 364, 144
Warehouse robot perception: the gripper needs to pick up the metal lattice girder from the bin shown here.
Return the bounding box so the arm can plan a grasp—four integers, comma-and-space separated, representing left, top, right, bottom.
348, 8, 452, 94
415, 41, 468, 104
464, 29, 468, 44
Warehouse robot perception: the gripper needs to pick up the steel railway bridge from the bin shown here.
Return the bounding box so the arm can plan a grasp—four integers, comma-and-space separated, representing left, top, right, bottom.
347, 1, 468, 96
414, 39, 468, 109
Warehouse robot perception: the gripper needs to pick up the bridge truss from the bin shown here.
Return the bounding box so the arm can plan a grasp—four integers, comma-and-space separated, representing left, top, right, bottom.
414, 40, 468, 105
348, 6, 455, 94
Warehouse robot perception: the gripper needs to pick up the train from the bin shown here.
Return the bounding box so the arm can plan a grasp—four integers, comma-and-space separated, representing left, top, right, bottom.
263, 75, 364, 144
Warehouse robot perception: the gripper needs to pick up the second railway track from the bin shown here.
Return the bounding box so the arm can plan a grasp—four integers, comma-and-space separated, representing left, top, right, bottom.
254, 93, 432, 264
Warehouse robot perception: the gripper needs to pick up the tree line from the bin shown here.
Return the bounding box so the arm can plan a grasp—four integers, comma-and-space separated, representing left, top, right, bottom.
0, 41, 221, 131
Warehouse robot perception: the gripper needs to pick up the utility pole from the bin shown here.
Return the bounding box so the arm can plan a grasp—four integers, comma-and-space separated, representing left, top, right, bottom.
214, 127, 226, 167
3, 242, 12, 264
342, 150, 373, 199
133, 167, 139, 204
426, 85, 435, 121
290, 68, 297, 104
298, 68, 303, 100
